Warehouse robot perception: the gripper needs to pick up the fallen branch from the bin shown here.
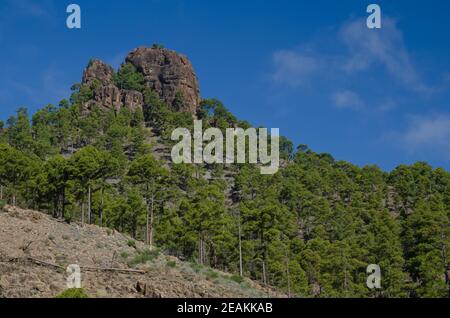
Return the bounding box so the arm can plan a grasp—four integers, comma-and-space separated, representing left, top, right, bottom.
79, 265, 145, 274
26, 256, 65, 270
1, 256, 145, 274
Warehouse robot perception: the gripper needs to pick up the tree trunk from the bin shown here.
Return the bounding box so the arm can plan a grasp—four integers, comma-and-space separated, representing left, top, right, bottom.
149, 193, 154, 249
53, 197, 58, 219
262, 260, 267, 286
88, 184, 91, 224
238, 212, 243, 277
199, 235, 204, 265
144, 196, 150, 245
285, 254, 291, 298
81, 196, 85, 227
0, 185, 3, 200
99, 187, 104, 227
61, 187, 66, 220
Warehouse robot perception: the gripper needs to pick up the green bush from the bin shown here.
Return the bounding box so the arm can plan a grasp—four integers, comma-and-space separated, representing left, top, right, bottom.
56, 288, 89, 298
127, 239, 136, 249
190, 262, 203, 273
128, 248, 159, 267
113, 63, 145, 91
166, 260, 176, 268
0, 199, 6, 210
230, 274, 244, 284
205, 268, 219, 280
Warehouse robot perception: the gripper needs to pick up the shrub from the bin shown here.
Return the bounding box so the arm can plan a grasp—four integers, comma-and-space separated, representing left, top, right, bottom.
166, 260, 176, 268
127, 239, 136, 249
120, 251, 129, 259
128, 249, 159, 267
56, 288, 88, 298
113, 63, 145, 91
0, 199, 6, 210
205, 268, 219, 280
190, 262, 202, 273
230, 274, 244, 284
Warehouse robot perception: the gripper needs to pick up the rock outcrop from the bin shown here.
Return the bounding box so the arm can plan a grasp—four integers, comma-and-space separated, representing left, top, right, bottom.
80, 47, 201, 115
126, 47, 200, 113
83, 59, 114, 86
82, 59, 144, 114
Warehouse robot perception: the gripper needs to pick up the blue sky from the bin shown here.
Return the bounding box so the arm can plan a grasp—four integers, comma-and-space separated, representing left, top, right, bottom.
0, 0, 449, 171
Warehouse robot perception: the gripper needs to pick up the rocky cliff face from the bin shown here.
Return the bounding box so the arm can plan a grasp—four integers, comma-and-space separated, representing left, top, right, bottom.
126, 47, 200, 113
82, 59, 144, 114
81, 47, 200, 115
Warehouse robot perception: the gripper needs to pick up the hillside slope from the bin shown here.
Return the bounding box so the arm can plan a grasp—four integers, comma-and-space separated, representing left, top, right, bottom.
0, 205, 280, 298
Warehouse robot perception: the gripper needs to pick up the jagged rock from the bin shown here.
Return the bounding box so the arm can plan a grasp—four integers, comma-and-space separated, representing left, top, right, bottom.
122, 90, 144, 112
80, 47, 200, 115
93, 84, 122, 112
82, 59, 114, 86
82, 61, 144, 114
126, 47, 200, 113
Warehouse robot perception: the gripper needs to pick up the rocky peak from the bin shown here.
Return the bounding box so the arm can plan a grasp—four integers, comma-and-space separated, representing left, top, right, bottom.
126, 47, 201, 113
80, 47, 201, 115
82, 59, 114, 86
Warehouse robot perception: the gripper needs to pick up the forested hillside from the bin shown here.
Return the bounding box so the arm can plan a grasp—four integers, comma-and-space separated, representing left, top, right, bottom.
0, 47, 449, 298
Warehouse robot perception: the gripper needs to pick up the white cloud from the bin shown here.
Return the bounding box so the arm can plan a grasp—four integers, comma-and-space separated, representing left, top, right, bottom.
395, 114, 450, 157
340, 18, 429, 93
272, 50, 319, 86
271, 16, 436, 111
331, 90, 365, 110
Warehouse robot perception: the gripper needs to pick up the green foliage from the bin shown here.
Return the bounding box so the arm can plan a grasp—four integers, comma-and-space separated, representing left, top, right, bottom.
230, 274, 244, 284
198, 98, 237, 130
152, 43, 165, 49
56, 288, 89, 298
128, 249, 160, 266
205, 268, 220, 280
166, 260, 177, 268
127, 240, 136, 249
113, 63, 145, 91
0, 83, 448, 298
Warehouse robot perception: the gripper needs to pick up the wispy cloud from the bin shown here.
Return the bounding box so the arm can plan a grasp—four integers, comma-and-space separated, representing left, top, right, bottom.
331, 90, 365, 110
272, 50, 320, 87
340, 18, 430, 94
271, 16, 441, 111
3, 66, 71, 109
390, 114, 450, 158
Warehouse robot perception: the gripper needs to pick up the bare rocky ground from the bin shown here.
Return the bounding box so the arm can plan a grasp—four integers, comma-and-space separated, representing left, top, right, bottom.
0, 205, 281, 298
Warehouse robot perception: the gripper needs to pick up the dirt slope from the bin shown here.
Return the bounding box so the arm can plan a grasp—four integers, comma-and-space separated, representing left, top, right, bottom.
0, 205, 280, 298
